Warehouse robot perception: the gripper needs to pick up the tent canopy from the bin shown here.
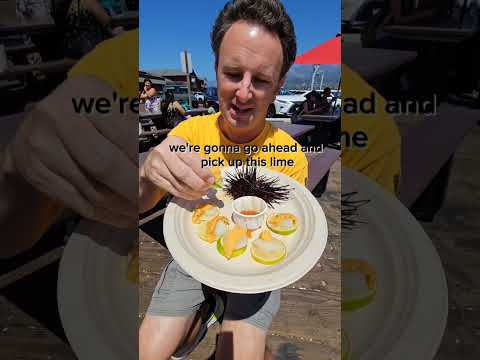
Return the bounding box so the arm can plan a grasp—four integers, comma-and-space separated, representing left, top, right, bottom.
295, 36, 341, 65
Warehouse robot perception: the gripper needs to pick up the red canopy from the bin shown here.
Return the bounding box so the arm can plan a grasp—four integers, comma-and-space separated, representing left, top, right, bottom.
294, 36, 341, 65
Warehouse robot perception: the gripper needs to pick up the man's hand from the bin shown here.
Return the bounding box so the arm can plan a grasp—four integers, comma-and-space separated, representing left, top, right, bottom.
6, 75, 137, 229
139, 136, 214, 212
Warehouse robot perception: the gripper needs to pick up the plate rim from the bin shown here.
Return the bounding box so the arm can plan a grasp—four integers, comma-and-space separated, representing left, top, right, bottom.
342, 167, 448, 360
163, 166, 329, 294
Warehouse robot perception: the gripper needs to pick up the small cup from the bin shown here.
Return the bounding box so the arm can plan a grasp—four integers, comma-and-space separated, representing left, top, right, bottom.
232, 196, 267, 230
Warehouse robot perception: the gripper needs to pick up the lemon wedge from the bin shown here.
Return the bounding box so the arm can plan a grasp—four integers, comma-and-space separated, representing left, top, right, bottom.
251, 230, 287, 265
266, 213, 298, 235
342, 258, 377, 312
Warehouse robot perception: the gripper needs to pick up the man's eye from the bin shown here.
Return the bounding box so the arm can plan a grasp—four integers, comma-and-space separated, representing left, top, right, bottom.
256, 78, 269, 84
226, 73, 241, 80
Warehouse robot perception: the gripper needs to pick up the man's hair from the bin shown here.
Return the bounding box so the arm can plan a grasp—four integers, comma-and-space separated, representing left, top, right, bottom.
211, 0, 296, 80
143, 78, 152, 86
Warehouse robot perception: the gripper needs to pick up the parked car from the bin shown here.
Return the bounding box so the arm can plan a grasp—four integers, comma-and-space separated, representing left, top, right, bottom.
193, 91, 206, 103
269, 89, 307, 117
269, 89, 342, 117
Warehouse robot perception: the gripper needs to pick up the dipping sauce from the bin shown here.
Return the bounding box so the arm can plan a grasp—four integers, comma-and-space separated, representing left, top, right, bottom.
240, 210, 259, 216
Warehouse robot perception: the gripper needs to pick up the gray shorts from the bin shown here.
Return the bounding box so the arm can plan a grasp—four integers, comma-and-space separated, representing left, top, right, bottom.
146, 260, 281, 332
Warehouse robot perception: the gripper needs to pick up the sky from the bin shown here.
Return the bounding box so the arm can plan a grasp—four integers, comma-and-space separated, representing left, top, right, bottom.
140, 0, 341, 85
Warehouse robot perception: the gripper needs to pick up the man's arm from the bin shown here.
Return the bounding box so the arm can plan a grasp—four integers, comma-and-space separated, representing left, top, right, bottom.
0, 145, 64, 258
139, 165, 167, 214
0, 75, 137, 259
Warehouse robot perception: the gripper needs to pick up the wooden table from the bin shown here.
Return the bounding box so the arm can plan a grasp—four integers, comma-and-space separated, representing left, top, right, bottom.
0, 18, 55, 35
394, 103, 480, 208
382, 25, 476, 43
343, 42, 417, 81
139, 159, 341, 359
0, 296, 76, 359
268, 121, 315, 138
0, 59, 77, 80
111, 11, 138, 28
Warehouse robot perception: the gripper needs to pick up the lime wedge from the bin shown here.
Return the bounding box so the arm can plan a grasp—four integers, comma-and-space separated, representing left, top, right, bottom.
342, 259, 377, 312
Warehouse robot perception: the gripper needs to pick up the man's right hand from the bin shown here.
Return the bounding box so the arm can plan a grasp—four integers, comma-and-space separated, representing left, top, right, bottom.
4, 76, 137, 229
140, 136, 214, 210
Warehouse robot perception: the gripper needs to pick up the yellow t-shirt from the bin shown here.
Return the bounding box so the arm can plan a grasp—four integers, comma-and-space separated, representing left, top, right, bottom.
341, 64, 401, 194
169, 113, 308, 186
68, 29, 138, 99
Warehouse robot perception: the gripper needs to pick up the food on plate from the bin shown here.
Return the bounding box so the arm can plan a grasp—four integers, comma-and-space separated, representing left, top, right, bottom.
223, 166, 291, 207
199, 215, 230, 243
266, 212, 298, 235
342, 330, 351, 360
341, 258, 377, 312
217, 225, 248, 260
250, 230, 287, 265
192, 203, 219, 224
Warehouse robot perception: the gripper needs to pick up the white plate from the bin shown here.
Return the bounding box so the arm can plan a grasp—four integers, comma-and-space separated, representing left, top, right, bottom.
57, 223, 137, 360
342, 168, 448, 360
163, 166, 329, 294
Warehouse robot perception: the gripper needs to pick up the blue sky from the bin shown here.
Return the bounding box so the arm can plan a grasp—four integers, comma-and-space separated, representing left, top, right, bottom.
140, 0, 340, 85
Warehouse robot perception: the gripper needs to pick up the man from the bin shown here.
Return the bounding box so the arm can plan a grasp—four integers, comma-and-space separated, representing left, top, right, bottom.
139, 1, 307, 359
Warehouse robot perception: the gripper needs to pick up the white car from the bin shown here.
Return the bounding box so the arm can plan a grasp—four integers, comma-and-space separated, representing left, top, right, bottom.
193, 92, 206, 102
268, 89, 342, 117
268, 89, 307, 117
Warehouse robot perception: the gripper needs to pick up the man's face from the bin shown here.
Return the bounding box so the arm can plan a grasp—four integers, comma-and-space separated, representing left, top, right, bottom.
144, 82, 151, 90
216, 21, 284, 131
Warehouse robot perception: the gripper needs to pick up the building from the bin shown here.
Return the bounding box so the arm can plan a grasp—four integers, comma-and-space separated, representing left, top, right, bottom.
144, 69, 206, 92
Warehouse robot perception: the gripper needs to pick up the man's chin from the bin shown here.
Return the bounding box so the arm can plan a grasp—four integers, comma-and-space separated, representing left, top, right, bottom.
224, 112, 255, 129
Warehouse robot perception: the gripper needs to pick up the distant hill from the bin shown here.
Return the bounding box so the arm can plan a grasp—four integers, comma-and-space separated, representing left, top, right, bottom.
205, 64, 340, 90
284, 64, 340, 90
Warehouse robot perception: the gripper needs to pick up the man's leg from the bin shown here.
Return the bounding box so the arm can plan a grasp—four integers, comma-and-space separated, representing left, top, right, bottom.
140, 313, 198, 360
215, 290, 280, 360
139, 260, 206, 360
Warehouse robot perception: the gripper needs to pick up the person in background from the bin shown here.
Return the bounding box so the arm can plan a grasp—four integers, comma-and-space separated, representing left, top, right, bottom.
301, 90, 321, 115
383, 0, 453, 26
63, 0, 124, 59
140, 79, 161, 113
161, 89, 186, 128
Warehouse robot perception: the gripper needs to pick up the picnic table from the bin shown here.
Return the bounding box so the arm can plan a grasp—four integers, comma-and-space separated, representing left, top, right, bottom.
111, 11, 138, 28
382, 24, 476, 43
394, 103, 480, 210
267, 120, 315, 138
343, 42, 417, 82
0, 16, 55, 35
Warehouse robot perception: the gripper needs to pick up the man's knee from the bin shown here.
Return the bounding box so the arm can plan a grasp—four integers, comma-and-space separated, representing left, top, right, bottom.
139, 314, 195, 360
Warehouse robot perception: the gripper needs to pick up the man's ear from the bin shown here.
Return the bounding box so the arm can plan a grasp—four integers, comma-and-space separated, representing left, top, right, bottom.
274, 76, 286, 97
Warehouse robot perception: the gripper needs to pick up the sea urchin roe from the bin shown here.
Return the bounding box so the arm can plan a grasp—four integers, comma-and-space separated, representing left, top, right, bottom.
192, 204, 218, 224
269, 213, 297, 227
223, 225, 248, 259
259, 230, 273, 241
203, 216, 229, 243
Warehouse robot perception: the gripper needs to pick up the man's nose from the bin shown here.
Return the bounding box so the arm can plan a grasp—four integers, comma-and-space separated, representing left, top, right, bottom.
236, 73, 253, 102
